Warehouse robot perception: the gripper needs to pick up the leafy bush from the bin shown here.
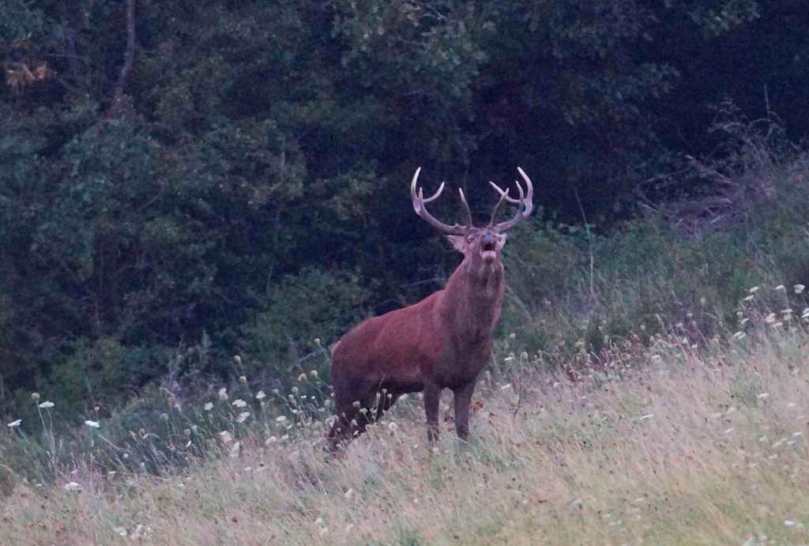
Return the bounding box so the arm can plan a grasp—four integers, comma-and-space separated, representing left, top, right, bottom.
241, 267, 370, 388
501, 112, 809, 371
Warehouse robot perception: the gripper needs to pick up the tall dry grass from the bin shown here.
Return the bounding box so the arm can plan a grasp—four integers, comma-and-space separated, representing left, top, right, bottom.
2, 317, 809, 546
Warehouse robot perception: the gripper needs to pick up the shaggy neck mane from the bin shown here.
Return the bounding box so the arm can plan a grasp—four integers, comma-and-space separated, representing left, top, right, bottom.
440, 257, 504, 342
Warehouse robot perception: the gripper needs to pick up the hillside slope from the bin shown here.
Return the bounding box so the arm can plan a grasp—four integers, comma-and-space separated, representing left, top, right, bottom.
2, 324, 808, 545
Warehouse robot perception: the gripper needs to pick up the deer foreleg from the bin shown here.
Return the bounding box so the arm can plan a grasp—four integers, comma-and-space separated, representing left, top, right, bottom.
424, 383, 441, 444
453, 381, 476, 441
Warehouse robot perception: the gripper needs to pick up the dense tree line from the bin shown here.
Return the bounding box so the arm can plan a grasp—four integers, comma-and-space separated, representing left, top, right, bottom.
1, 0, 807, 414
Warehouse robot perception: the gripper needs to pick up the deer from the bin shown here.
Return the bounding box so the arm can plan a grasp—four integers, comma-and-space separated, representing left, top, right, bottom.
327, 167, 533, 451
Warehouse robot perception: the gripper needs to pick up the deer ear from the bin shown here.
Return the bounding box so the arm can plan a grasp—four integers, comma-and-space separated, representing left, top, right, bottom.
496, 233, 508, 251
446, 235, 467, 254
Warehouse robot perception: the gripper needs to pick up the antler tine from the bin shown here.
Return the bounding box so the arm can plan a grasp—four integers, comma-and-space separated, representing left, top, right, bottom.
517, 166, 534, 201
457, 188, 474, 227
492, 167, 534, 232
410, 167, 468, 235
489, 180, 523, 204
487, 182, 511, 227
421, 181, 445, 203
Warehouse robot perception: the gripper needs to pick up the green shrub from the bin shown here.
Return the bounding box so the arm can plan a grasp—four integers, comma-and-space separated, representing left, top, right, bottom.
242, 267, 370, 387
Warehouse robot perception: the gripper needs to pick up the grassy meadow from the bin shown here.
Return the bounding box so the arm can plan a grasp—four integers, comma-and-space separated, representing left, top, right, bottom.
2, 317, 809, 545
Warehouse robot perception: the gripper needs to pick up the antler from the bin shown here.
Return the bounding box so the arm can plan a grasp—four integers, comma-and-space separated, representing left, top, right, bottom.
487, 167, 534, 232
410, 167, 470, 235
457, 187, 474, 227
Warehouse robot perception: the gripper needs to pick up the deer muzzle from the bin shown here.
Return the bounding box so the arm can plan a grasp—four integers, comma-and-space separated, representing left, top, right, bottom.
480, 232, 497, 261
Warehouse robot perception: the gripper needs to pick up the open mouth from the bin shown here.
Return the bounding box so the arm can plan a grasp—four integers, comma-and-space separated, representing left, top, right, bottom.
481, 242, 497, 260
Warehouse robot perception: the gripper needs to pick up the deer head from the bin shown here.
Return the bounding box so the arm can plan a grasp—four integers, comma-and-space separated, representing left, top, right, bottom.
410, 167, 534, 270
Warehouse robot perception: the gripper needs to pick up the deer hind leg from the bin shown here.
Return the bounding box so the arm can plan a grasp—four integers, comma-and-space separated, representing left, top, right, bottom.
424, 383, 441, 444
453, 381, 477, 441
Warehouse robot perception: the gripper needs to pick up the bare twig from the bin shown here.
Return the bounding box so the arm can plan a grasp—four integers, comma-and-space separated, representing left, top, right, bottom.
107, 0, 136, 117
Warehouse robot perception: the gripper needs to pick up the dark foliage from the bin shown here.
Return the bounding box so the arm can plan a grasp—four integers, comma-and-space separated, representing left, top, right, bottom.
1, 0, 807, 416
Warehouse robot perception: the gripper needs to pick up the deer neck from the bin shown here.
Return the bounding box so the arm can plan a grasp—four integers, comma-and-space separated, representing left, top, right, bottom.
442, 258, 504, 343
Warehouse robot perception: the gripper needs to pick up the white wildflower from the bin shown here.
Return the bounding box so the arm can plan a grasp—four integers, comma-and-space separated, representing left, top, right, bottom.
275, 415, 287, 424
298, 373, 307, 382
84, 420, 100, 428
218, 387, 228, 401
63, 482, 82, 492
130, 524, 150, 540
236, 412, 250, 424
239, 375, 247, 384
232, 399, 247, 408
204, 402, 214, 411
38, 401, 54, 409
309, 370, 319, 379
749, 286, 760, 293
30, 392, 40, 401
775, 284, 785, 291
255, 390, 266, 400
795, 284, 805, 294
7, 419, 21, 428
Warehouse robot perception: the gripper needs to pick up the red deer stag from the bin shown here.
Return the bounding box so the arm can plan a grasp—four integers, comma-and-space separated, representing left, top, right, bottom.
328, 167, 533, 450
